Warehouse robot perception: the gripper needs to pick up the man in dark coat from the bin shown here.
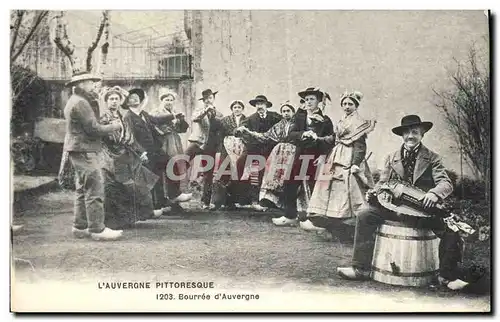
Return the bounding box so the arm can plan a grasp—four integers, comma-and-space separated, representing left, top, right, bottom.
337, 115, 470, 291
122, 88, 191, 213
271, 88, 334, 226
235, 95, 282, 207
62, 71, 123, 241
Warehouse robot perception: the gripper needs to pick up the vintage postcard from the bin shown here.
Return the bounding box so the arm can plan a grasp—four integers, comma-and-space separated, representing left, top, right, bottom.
10, 9, 491, 313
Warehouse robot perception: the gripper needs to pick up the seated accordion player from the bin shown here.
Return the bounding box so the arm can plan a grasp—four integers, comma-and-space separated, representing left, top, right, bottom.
366, 179, 475, 236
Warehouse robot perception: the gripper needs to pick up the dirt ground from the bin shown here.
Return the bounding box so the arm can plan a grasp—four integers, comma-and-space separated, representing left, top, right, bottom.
11, 189, 491, 312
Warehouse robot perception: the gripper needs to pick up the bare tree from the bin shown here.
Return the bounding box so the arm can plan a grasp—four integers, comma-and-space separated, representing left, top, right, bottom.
10, 10, 49, 107
52, 10, 110, 74
434, 43, 490, 200
86, 11, 110, 73
10, 10, 49, 64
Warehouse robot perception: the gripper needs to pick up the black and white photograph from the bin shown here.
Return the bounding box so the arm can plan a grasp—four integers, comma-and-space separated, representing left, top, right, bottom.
9, 9, 491, 312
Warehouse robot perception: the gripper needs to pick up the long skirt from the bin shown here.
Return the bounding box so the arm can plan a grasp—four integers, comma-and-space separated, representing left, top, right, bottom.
162, 132, 187, 199
212, 136, 253, 206
102, 147, 159, 229
223, 136, 246, 167
258, 143, 307, 210
163, 132, 184, 158
103, 170, 156, 229
307, 160, 374, 219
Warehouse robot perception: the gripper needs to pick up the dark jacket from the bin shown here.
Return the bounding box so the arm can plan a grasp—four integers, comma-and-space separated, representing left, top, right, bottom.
287, 108, 334, 155
122, 110, 166, 157
285, 108, 335, 180
63, 88, 118, 152
240, 111, 282, 154
205, 115, 224, 153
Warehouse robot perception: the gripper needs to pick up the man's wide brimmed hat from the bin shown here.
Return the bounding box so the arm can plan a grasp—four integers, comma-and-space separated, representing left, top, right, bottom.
198, 89, 218, 101
392, 115, 434, 136
298, 87, 325, 101
65, 71, 102, 87
249, 95, 272, 107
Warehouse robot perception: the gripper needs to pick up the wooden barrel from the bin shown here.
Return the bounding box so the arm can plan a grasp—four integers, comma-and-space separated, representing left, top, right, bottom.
371, 220, 440, 287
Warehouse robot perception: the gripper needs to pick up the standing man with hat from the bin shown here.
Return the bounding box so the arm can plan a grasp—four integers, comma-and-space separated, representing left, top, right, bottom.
235, 95, 282, 209
272, 87, 334, 227
121, 88, 190, 214
185, 89, 224, 209
337, 115, 469, 290
62, 71, 123, 241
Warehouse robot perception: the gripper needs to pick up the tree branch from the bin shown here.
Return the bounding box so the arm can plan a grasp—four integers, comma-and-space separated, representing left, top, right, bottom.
433, 42, 490, 181
53, 35, 76, 71
52, 12, 77, 72
86, 10, 108, 72
11, 10, 49, 64
10, 10, 25, 60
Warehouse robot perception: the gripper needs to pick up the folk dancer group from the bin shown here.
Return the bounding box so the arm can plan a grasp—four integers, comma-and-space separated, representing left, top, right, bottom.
60, 71, 474, 290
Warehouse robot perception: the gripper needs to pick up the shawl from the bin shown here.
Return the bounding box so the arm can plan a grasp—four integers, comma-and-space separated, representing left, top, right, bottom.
335, 111, 376, 146
100, 109, 137, 158
260, 119, 294, 143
